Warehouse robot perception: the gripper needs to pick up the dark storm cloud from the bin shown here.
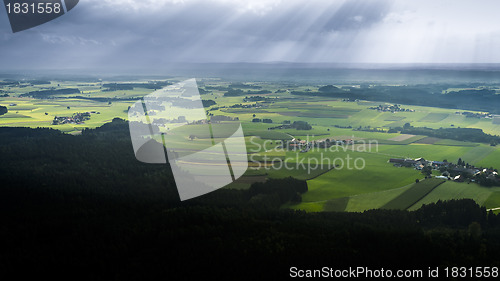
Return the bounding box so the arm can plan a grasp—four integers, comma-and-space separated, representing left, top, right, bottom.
1, 0, 499, 70
0, 0, 396, 69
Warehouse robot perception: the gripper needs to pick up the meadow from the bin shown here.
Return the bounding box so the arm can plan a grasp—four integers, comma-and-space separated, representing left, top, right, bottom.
381, 178, 445, 210
408, 181, 500, 211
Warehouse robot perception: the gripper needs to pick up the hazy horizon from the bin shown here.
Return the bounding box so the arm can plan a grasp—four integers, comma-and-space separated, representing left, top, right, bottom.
4, 62, 500, 84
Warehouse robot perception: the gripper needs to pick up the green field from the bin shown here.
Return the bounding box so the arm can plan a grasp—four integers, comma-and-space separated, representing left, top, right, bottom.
384, 115, 407, 121
243, 130, 293, 140
433, 139, 479, 147
381, 178, 445, 210
344, 184, 414, 212
408, 181, 499, 211
459, 145, 496, 165
296, 150, 421, 202
0, 97, 134, 132
485, 192, 500, 210
290, 178, 500, 213
323, 197, 350, 212
377, 144, 474, 163
419, 113, 449, 123
476, 147, 500, 168
285, 201, 326, 212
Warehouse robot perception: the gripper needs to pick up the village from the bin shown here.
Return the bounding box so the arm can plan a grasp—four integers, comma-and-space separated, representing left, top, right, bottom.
52, 112, 96, 125
369, 104, 415, 113
455, 111, 493, 119
390, 157, 500, 186
208, 102, 266, 112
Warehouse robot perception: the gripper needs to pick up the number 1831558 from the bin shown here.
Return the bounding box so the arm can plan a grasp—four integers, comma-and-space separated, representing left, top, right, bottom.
5, 2, 62, 14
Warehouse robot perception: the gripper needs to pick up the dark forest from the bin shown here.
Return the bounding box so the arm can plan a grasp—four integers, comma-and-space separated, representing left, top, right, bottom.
1, 119, 500, 280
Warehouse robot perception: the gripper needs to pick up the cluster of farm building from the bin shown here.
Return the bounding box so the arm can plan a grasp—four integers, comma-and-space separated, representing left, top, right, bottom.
390, 157, 500, 186
369, 104, 414, 113
455, 111, 493, 119
52, 112, 96, 125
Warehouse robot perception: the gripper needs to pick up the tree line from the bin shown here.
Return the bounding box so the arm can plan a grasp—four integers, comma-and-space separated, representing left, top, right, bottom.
20, 88, 81, 98
0, 105, 7, 116
102, 81, 172, 91
292, 84, 500, 114
399, 123, 500, 144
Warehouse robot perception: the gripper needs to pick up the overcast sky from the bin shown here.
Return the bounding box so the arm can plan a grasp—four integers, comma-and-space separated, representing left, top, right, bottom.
1, 0, 500, 71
